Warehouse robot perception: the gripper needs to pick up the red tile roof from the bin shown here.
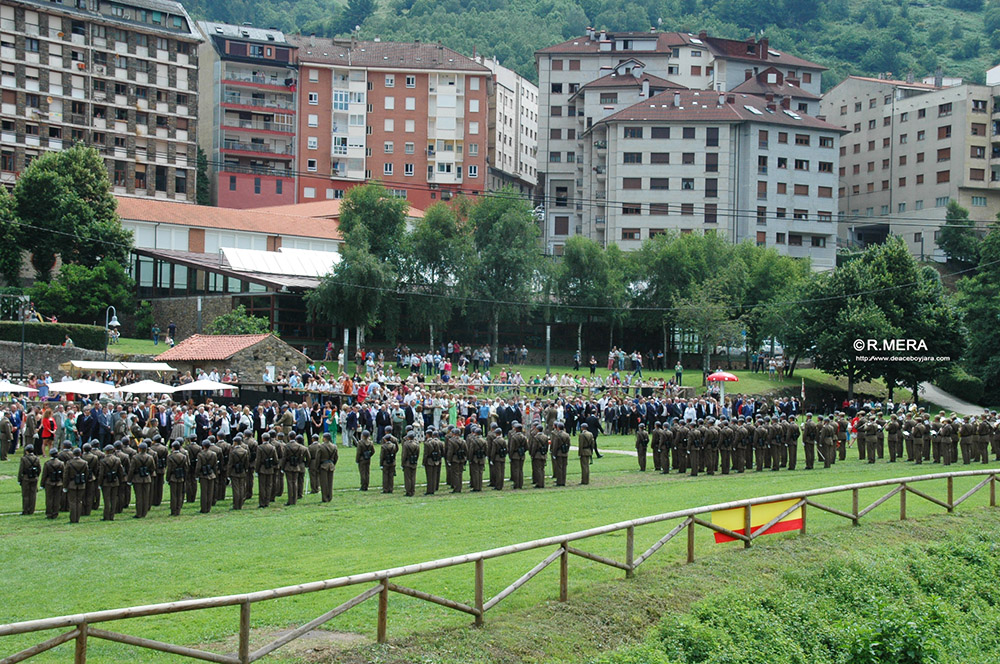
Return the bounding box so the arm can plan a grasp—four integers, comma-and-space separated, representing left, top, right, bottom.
288, 35, 488, 72
156, 334, 273, 361
115, 196, 343, 241
730, 67, 820, 100
596, 90, 847, 132
580, 71, 686, 90
700, 36, 827, 71
848, 76, 941, 90
251, 200, 425, 219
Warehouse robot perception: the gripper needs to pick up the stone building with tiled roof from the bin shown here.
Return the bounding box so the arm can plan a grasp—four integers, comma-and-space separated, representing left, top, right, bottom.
157, 333, 309, 380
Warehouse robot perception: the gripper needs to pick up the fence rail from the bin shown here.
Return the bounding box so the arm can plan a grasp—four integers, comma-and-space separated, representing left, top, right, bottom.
2, 469, 998, 664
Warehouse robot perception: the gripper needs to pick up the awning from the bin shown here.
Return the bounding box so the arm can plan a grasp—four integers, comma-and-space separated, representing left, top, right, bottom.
59, 361, 176, 373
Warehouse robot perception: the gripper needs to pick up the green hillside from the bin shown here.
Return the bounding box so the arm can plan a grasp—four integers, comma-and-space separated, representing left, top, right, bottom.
181, 0, 1000, 85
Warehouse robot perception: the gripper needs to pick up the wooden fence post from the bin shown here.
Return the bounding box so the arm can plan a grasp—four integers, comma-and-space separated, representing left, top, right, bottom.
743, 506, 752, 549
900, 484, 907, 521
686, 519, 695, 563
559, 545, 568, 602
74, 623, 87, 664
238, 601, 251, 664
947, 476, 954, 512
800, 502, 807, 536
625, 526, 635, 579
852, 488, 859, 525
474, 560, 484, 627
992, 475, 996, 508
377, 582, 389, 644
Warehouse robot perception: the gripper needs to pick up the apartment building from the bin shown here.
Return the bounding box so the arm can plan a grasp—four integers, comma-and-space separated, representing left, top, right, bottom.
586, 90, 844, 270
288, 35, 490, 211
0, 0, 200, 200
476, 55, 538, 195
197, 22, 298, 208
821, 75, 999, 260
535, 28, 826, 249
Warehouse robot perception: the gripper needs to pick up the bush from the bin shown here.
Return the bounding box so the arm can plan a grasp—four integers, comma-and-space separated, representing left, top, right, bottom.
0, 321, 107, 351
935, 365, 985, 405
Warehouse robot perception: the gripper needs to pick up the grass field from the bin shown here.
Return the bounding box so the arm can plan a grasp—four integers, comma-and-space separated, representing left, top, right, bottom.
2, 435, 998, 663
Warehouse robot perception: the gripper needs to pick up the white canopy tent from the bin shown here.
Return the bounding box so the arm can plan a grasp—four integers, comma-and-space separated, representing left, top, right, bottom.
180, 379, 239, 392
58, 360, 176, 373
48, 379, 120, 395
118, 380, 177, 395
0, 381, 38, 393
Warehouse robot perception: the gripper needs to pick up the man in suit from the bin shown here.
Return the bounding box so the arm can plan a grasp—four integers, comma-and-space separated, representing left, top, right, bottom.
195, 406, 210, 443
157, 405, 172, 441
584, 412, 604, 458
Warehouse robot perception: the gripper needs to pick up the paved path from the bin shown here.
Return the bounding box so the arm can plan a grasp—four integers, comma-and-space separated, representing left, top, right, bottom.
919, 382, 986, 416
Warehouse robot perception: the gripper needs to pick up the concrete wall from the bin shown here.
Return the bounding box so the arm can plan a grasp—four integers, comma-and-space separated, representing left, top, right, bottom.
0, 340, 154, 377
149, 295, 233, 342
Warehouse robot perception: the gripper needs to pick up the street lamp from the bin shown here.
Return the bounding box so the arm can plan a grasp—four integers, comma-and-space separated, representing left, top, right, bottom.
104, 305, 121, 360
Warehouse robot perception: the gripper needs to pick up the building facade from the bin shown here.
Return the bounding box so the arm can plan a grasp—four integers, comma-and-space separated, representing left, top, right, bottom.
477, 55, 538, 195
821, 75, 999, 260
588, 90, 843, 269
196, 22, 298, 209
535, 28, 826, 252
0, 0, 201, 200
288, 36, 491, 211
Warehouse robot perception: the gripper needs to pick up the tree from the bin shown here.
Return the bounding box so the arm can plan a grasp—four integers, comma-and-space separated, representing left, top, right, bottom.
196, 147, 212, 206
27, 260, 135, 326
0, 187, 22, 287
207, 305, 273, 335
337, 182, 409, 266
338, 0, 375, 32
937, 200, 980, 265
954, 219, 1000, 402
12, 145, 132, 281
405, 202, 474, 346
672, 282, 743, 379
466, 189, 541, 358
554, 236, 628, 353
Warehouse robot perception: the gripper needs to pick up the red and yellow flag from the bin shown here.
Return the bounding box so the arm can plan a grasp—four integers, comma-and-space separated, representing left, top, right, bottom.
711, 498, 803, 543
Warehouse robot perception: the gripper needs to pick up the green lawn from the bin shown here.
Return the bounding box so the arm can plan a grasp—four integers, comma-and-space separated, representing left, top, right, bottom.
2, 440, 998, 663
107, 336, 164, 357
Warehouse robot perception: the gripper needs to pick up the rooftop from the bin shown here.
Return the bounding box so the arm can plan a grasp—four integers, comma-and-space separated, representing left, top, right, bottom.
252, 200, 425, 219
115, 196, 342, 242
133, 247, 329, 291
729, 67, 821, 100
156, 334, 273, 362
579, 71, 687, 91
288, 35, 489, 72
198, 21, 292, 45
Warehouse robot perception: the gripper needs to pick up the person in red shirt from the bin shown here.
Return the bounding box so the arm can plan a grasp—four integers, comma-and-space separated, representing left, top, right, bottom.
40, 408, 57, 454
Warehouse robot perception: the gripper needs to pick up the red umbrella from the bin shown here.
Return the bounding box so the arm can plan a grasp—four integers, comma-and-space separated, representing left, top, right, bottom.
706, 371, 738, 382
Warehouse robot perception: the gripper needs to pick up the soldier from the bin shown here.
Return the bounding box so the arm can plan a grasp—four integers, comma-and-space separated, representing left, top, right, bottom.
885, 415, 900, 462
40, 448, 64, 519
902, 413, 916, 461
149, 436, 168, 507
272, 432, 286, 499
976, 416, 991, 464
578, 423, 595, 485
940, 417, 954, 466
18, 444, 41, 515
732, 418, 747, 473
529, 424, 548, 488
80, 443, 98, 517
307, 434, 321, 495
775, 416, 789, 469
704, 419, 720, 475
785, 415, 800, 471
256, 433, 279, 505
647, 422, 659, 472
196, 440, 218, 514
800, 414, 815, 470
659, 421, 674, 474
686, 420, 701, 477
446, 427, 468, 493
959, 417, 975, 464
128, 442, 157, 518
717, 419, 733, 475
380, 429, 398, 494
819, 416, 836, 469
166, 441, 188, 516
228, 438, 251, 510
674, 420, 689, 474
422, 428, 443, 495
752, 419, 766, 472
97, 445, 124, 520
551, 421, 571, 486
401, 432, 420, 497
64, 448, 90, 523
507, 422, 528, 490
911, 418, 927, 464
543, 401, 557, 436
315, 432, 338, 502
214, 435, 231, 504
467, 427, 487, 492
929, 415, 942, 464
487, 426, 507, 490
283, 434, 309, 505
184, 438, 200, 503
356, 430, 375, 491
0, 411, 11, 461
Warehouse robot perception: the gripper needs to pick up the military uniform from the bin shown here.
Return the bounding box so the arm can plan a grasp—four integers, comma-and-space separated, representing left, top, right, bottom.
659, 425, 674, 474
150, 440, 168, 507
196, 444, 218, 513
959, 419, 975, 464
315, 435, 339, 502
801, 417, 816, 470
307, 436, 321, 494
95, 449, 122, 520
785, 419, 800, 470
529, 427, 548, 488
422, 433, 443, 495
166, 444, 189, 516
128, 447, 157, 518
445, 430, 467, 493
911, 420, 927, 464
228, 442, 251, 510
507, 425, 528, 489
17, 449, 41, 515
256, 437, 279, 505
40, 452, 64, 519
819, 418, 836, 469
401, 435, 420, 497
647, 425, 659, 471
282, 437, 309, 505
355, 432, 375, 491
577, 427, 594, 484
467, 431, 487, 492
81, 445, 99, 516
550, 425, 570, 486
184, 440, 200, 503
380, 434, 398, 493
487, 430, 507, 490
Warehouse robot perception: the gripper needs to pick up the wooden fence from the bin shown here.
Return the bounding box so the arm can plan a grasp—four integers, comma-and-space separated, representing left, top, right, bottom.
1, 468, 997, 664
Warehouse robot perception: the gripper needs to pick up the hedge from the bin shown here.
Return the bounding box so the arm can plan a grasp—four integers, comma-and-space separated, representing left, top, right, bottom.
935, 365, 986, 406
0, 321, 108, 351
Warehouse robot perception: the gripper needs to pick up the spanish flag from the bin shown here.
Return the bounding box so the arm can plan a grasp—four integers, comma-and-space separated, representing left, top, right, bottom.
711, 498, 803, 543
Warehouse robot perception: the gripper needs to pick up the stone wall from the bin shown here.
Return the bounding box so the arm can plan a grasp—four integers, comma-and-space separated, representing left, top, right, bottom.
0, 340, 155, 378
169, 334, 310, 381
149, 295, 233, 343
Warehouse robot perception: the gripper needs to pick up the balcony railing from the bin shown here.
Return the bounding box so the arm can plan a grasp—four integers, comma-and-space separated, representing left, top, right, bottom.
224, 73, 295, 88
222, 94, 294, 111
593, 140, 607, 149
223, 120, 295, 133
222, 140, 293, 156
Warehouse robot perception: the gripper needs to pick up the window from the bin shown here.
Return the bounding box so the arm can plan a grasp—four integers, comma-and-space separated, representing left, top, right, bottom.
681, 203, 694, 216
916, 174, 924, 184
308, 92, 319, 105
551, 83, 563, 94
759, 130, 769, 148
404, 163, 414, 176
623, 177, 642, 190
917, 130, 925, 141
869, 98, 877, 109
276, 180, 283, 195
385, 74, 395, 87
757, 181, 767, 199
916, 152, 925, 163
650, 178, 669, 190
869, 140, 877, 151
794, 134, 809, 146
971, 145, 986, 159
818, 186, 832, 198
405, 119, 415, 132
469, 122, 479, 134
468, 165, 478, 178
404, 142, 415, 154
568, 60, 580, 71
971, 123, 986, 136
793, 184, 809, 196
706, 127, 719, 147
254, 178, 262, 194
624, 126, 643, 139
794, 159, 809, 171
621, 203, 641, 215
228, 175, 236, 191
651, 127, 670, 139
303, 187, 316, 199
549, 152, 561, 163
469, 144, 479, 156
406, 75, 416, 88
650, 153, 669, 164
307, 159, 318, 172
778, 132, 788, 144
650, 204, 669, 215
868, 119, 877, 130
550, 128, 562, 140
899, 177, 906, 187
402, 96, 415, 111
938, 102, 952, 117
818, 161, 833, 173
777, 183, 788, 194
383, 96, 395, 110
551, 106, 562, 117
938, 125, 951, 139
307, 137, 318, 150
704, 204, 718, 224
775, 232, 785, 244
705, 178, 718, 198
811, 236, 826, 248
623, 152, 642, 164
970, 168, 985, 181
937, 147, 950, 162
705, 153, 718, 172
554, 216, 569, 235
756, 231, 767, 246
972, 196, 987, 207
682, 153, 695, 165
308, 114, 319, 128
915, 200, 923, 210
383, 141, 394, 154
25, 38, 39, 52
789, 234, 802, 246
935, 196, 950, 207
936, 170, 950, 184
349, 114, 364, 126
691, 65, 701, 76
683, 127, 696, 139
777, 157, 788, 169
551, 59, 563, 71
599, 93, 618, 104
758, 156, 768, 174
384, 118, 394, 131
621, 228, 641, 240
682, 178, 695, 190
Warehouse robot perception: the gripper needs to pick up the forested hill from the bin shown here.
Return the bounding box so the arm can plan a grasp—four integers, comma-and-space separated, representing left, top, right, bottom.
183, 0, 998, 87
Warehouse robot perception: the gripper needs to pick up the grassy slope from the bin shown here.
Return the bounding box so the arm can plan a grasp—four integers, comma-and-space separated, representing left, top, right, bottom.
2, 440, 998, 663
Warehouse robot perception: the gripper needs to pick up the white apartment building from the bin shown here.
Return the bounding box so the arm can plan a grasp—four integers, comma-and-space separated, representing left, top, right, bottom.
535, 28, 826, 250
585, 90, 844, 270
477, 55, 538, 195
821, 75, 999, 260
0, 0, 201, 200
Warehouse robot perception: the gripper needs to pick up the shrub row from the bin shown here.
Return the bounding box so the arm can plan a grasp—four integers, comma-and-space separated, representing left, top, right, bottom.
0, 321, 107, 351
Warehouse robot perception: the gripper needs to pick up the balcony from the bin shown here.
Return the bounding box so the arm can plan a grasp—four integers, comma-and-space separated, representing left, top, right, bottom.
593, 140, 607, 149
224, 72, 297, 91
222, 93, 295, 112
221, 140, 294, 159
221, 119, 295, 135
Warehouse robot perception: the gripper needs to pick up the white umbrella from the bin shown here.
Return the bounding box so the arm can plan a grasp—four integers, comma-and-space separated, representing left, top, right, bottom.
48, 379, 120, 395
118, 380, 176, 395
181, 379, 239, 392
0, 381, 38, 393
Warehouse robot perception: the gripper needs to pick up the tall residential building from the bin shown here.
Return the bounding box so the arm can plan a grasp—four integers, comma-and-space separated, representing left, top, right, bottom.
288, 35, 490, 211
476, 55, 538, 195
584, 90, 844, 269
535, 28, 825, 250
821, 75, 999, 260
197, 22, 298, 209
0, 0, 201, 200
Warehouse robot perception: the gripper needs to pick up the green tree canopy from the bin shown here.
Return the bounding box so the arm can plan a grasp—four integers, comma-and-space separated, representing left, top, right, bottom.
337, 182, 410, 266
207, 305, 274, 335
937, 200, 980, 265
27, 259, 135, 326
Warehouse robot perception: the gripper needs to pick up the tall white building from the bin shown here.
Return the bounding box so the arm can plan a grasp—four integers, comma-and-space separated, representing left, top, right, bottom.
477, 55, 537, 195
